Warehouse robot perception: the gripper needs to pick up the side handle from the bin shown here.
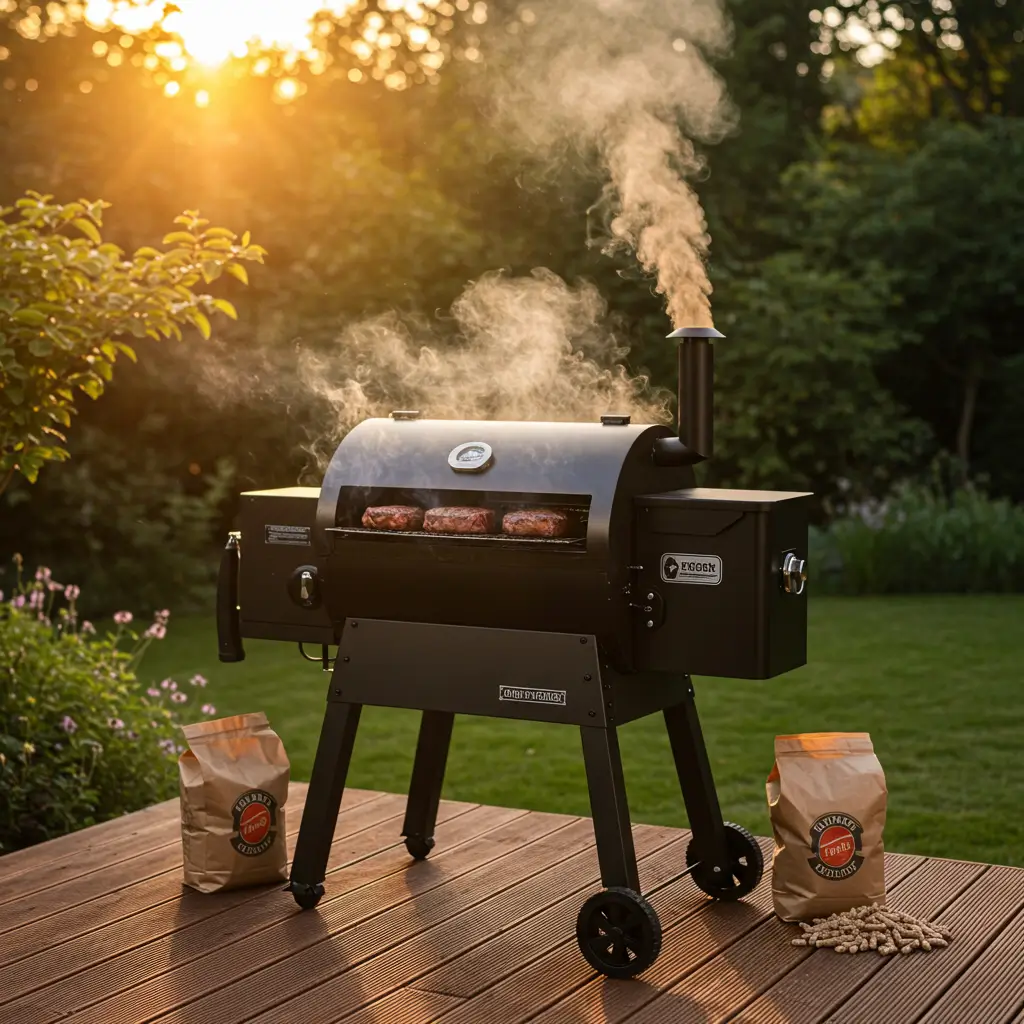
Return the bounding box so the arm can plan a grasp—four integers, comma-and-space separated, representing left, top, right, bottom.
217, 531, 245, 663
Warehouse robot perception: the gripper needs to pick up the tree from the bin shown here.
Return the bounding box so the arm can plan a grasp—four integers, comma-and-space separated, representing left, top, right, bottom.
773, 117, 1024, 483
0, 192, 265, 495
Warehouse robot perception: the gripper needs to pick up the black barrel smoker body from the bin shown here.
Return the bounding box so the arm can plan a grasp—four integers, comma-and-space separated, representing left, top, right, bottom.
217, 328, 812, 978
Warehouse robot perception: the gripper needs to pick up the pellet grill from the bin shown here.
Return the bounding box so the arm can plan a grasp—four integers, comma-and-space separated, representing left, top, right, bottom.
216, 327, 811, 978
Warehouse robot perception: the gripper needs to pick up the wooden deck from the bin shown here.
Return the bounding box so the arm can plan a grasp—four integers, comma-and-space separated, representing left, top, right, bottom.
1, 783, 1023, 1024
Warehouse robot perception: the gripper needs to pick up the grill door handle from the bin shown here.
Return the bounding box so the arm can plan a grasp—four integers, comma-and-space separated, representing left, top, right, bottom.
217, 531, 245, 663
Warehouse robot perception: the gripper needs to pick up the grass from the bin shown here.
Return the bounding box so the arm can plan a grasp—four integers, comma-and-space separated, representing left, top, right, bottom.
141, 596, 1024, 867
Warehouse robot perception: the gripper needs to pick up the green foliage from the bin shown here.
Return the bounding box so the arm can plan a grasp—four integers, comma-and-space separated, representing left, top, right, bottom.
810, 470, 1024, 595
706, 252, 930, 512
1, 423, 234, 617
0, 192, 265, 491
0, 558, 219, 852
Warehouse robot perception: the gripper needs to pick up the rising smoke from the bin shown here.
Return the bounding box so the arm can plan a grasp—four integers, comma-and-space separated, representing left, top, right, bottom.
198, 0, 735, 476
483, 0, 735, 328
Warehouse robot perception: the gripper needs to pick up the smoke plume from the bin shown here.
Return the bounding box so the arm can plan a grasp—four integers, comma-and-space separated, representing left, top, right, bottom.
483, 0, 735, 327
297, 269, 674, 472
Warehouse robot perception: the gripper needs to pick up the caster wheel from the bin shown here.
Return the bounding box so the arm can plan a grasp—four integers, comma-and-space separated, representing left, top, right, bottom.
405, 834, 435, 860
686, 822, 763, 901
576, 887, 662, 979
289, 881, 324, 910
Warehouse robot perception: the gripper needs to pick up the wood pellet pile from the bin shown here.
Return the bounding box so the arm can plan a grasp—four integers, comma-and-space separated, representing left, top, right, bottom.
791, 904, 953, 956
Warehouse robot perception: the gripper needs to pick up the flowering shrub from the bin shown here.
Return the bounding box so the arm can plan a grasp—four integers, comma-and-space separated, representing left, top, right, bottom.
0, 555, 216, 853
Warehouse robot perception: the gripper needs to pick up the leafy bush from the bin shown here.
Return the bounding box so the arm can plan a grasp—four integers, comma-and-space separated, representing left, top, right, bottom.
0, 557, 218, 853
810, 473, 1024, 595
0, 191, 264, 495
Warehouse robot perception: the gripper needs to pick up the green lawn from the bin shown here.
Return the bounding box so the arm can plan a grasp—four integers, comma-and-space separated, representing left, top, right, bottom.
142, 597, 1024, 867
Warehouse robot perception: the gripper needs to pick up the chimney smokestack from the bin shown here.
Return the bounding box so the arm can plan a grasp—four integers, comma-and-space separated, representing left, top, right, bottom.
652, 326, 723, 467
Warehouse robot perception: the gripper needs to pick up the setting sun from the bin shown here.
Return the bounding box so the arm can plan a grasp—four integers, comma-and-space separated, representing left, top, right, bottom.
82, 0, 362, 68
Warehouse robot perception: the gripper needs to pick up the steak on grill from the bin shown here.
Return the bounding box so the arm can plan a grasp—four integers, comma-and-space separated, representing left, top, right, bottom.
423, 507, 495, 534
362, 505, 425, 531
501, 509, 570, 538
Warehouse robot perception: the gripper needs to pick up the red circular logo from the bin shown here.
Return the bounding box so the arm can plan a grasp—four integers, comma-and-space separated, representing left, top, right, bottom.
238, 803, 271, 846
817, 825, 856, 868
230, 789, 278, 856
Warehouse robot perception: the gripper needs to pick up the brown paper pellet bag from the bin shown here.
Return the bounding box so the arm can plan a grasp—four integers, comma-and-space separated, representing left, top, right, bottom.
767, 732, 887, 922
178, 712, 290, 893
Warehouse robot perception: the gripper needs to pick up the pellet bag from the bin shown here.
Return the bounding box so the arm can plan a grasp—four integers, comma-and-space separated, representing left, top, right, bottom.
767, 732, 887, 922
179, 711, 290, 893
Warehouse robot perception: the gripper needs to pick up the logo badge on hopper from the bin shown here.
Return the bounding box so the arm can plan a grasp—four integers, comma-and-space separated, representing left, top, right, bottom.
231, 789, 278, 857
807, 812, 864, 880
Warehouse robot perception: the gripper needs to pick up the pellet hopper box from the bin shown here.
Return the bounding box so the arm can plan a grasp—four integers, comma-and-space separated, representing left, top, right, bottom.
215, 326, 813, 979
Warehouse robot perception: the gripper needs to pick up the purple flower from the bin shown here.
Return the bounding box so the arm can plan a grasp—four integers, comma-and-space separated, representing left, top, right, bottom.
127, 730, 138, 740
35, 567, 51, 582
108, 717, 125, 730
150, 720, 159, 728
160, 678, 177, 691
38, 614, 51, 625
12, 595, 25, 609
158, 738, 176, 753
201, 703, 217, 716
146, 687, 161, 698
61, 715, 77, 733
81, 620, 95, 634
47, 580, 62, 592
113, 611, 133, 625
144, 623, 167, 640
29, 589, 44, 610
155, 609, 170, 623
171, 691, 187, 704
65, 585, 80, 601
190, 674, 207, 688
0, 590, 3, 602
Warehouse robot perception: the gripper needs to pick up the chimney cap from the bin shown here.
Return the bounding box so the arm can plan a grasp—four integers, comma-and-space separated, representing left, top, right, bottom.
667, 326, 725, 339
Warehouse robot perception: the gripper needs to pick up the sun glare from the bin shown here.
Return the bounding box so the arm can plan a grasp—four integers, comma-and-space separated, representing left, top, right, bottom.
82, 0, 364, 68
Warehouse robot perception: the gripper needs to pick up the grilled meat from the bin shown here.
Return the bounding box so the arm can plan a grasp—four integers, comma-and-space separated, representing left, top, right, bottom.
423, 507, 495, 534
501, 509, 570, 538
361, 505, 425, 531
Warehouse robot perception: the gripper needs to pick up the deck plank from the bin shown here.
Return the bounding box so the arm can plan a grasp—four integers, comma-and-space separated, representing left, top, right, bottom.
245, 824, 685, 1024
340, 989, 465, 1024
0, 782, 324, 937
57, 803, 534, 1024
0, 795, 478, 1024
0, 783, 313, 969
629, 855, 980, 1024
914, 904, 1024, 1024
0, 791, 406, 1010
144, 809, 582, 1024
412, 826, 692, 1001
0, 798, 179, 881
529, 850, 924, 1024
419, 837, 774, 1024
825, 865, 1024, 1024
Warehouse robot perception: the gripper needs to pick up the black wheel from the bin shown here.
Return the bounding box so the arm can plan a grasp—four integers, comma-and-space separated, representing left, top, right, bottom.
405, 834, 435, 860
686, 822, 763, 901
575, 887, 662, 979
289, 881, 324, 910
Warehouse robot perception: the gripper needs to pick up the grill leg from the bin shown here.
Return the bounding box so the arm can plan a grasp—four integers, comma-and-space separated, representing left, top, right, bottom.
289, 700, 362, 903
580, 725, 640, 893
663, 678, 730, 873
401, 710, 454, 859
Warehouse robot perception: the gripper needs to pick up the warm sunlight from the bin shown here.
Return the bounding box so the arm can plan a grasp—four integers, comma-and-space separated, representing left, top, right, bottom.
82, 0, 362, 67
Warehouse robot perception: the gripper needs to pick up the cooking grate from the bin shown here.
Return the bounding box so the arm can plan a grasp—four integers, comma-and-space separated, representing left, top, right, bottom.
326, 526, 586, 549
